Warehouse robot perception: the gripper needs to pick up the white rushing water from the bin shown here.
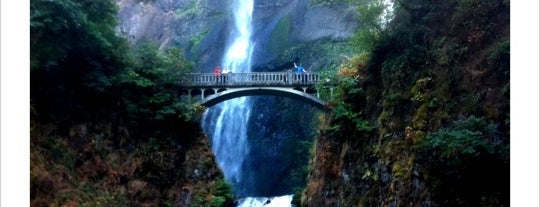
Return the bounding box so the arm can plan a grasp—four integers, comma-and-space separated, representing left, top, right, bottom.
236, 195, 294, 207
210, 0, 254, 188
202, 1, 293, 206
202, 0, 254, 187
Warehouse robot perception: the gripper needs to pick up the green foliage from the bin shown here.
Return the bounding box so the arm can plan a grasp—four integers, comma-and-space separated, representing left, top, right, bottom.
449, 0, 509, 53
420, 116, 509, 206
189, 30, 210, 56
351, 0, 393, 51
176, 0, 203, 19
421, 116, 505, 161
291, 187, 304, 207
30, 0, 212, 206
410, 77, 432, 103
318, 0, 509, 206
280, 138, 312, 194
325, 53, 375, 139
453, 0, 504, 30
332, 103, 374, 134
486, 40, 510, 80
116, 43, 197, 129
56, 183, 127, 206
315, 69, 339, 101
120, 43, 193, 86
44, 137, 78, 170
212, 179, 235, 207
31, 0, 197, 125
211, 197, 227, 207
412, 103, 429, 129
334, 76, 361, 100
31, 0, 130, 121
192, 178, 234, 207
31, 0, 125, 73
330, 53, 370, 102
358, 0, 388, 32
310, 0, 356, 7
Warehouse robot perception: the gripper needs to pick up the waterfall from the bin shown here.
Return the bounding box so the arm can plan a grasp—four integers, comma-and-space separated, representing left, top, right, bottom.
236, 195, 294, 207
202, 0, 254, 196
201, 1, 293, 206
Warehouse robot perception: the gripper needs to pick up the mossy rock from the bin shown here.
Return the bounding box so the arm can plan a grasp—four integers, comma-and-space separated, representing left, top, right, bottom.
413, 103, 429, 130
268, 15, 292, 56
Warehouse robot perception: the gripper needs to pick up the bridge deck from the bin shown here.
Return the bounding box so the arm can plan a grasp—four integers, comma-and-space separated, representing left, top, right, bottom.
180, 72, 322, 88
179, 72, 335, 111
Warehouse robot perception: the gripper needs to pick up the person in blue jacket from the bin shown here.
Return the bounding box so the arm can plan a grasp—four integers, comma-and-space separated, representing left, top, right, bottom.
294, 62, 307, 82
294, 62, 306, 73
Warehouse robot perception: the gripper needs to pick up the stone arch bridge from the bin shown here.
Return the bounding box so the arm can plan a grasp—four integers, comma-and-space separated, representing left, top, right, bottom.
179, 72, 335, 111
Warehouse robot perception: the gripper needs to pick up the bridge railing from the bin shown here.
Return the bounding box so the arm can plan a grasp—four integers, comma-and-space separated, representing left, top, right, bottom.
180, 72, 321, 87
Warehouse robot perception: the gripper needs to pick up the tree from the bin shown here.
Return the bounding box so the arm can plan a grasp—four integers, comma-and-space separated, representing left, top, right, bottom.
352, 0, 394, 52
31, 0, 129, 121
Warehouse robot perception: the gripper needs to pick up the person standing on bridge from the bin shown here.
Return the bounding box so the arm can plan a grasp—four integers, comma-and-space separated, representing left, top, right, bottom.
213, 66, 221, 83
221, 67, 230, 83
294, 62, 306, 73
294, 62, 306, 82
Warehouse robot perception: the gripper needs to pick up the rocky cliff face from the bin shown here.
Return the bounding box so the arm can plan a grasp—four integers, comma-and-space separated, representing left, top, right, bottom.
116, 0, 359, 72
302, 1, 510, 206
117, 0, 229, 71
30, 120, 231, 206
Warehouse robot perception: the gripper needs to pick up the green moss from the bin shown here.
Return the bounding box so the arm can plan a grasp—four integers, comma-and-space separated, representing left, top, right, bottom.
382, 92, 400, 108
432, 76, 451, 101
272, 39, 355, 71
413, 103, 429, 130
189, 30, 209, 56
309, 0, 356, 8
391, 155, 414, 180
378, 111, 388, 125
413, 130, 426, 145
175, 0, 203, 19
268, 15, 292, 56
361, 168, 378, 181
410, 77, 432, 103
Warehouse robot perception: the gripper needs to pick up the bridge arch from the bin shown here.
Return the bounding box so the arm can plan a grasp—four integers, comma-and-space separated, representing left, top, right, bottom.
180, 72, 335, 111
199, 87, 330, 111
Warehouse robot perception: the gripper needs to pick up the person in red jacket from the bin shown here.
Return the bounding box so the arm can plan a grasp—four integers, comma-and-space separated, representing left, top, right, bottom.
213, 66, 221, 82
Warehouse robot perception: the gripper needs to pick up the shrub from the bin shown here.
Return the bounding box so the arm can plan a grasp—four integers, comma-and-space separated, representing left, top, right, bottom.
212, 178, 234, 207
420, 117, 509, 206
421, 116, 505, 162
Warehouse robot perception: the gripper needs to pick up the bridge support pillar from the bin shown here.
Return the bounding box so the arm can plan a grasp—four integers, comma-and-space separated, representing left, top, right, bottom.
187, 89, 192, 103
301, 87, 307, 93
200, 88, 205, 100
